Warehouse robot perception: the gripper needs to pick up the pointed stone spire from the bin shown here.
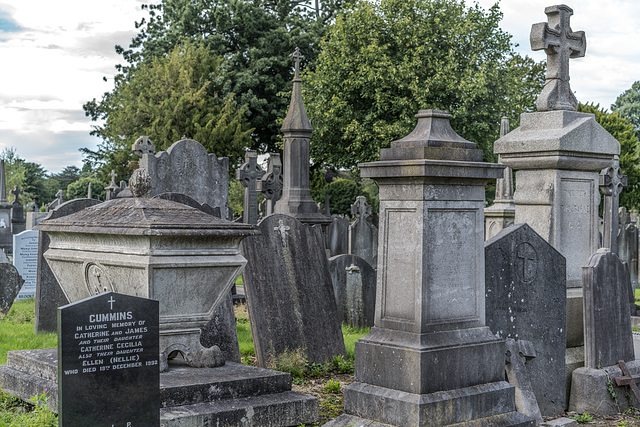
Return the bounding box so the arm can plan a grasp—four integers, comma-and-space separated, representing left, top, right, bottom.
281, 47, 312, 134
0, 160, 6, 203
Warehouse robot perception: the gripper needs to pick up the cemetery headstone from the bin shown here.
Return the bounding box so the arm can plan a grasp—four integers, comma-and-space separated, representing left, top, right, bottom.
484, 116, 516, 240
236, 150, 265, 225
46, 190, 64, 212
505, 338, 543, 424
35, 199, 102, 333
257, 152, 283, 217
139, 138, 230, 218
104, 171, 119, 201
242, 214, 346, 367
328, 254, 376, 327
274, 49, 330, 228
348, 196, 377, 268
58, 292, 159, 426
582, 248, 634, 369
0, 259, 24, 314
600, 156, 627, 254
328, 215, 349, 257
618, 207, 639, 289
10, 186, 25, 234
485, 223, 567, 415
25, 212, 47, 230
13, 230, 38, 300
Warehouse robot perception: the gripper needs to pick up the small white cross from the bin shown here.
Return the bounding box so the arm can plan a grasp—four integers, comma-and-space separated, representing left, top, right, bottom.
107, 296, 115, 310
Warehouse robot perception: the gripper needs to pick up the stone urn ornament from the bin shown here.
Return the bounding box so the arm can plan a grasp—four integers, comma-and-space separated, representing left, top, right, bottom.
39, 169, 258, 371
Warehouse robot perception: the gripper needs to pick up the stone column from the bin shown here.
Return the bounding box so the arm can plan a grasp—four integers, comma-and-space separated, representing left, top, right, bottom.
336, 110, 532, 426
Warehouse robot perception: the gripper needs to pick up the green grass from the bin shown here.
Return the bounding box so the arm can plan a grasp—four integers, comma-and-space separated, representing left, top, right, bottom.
0, 299, 57, 365
341, 324, 370, 359
0, 390, 57, 426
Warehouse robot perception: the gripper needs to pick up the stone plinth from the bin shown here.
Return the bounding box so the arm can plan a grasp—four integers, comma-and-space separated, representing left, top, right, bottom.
339, 109, 533, 426
494, 110, 619, 388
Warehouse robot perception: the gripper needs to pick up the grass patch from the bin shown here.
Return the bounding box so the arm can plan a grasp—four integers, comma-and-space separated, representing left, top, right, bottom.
342, 324, 369, 359
0, 389, 57, 426
0, 299, 57, 365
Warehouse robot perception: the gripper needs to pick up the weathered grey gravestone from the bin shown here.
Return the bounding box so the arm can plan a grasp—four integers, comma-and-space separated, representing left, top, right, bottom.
242, 214, 346, 367
327, 110, 532, 426
138, 138, 230, 219
13, 230, 38, 300
0, 160, 12, 255
257, 152, 283, 217
495, 4, 619, 391
236, 150, 265, 225
35, 199, 102, 333
619, 208, 639, 289
10, 186, 26, 235
485, 117, 515, 240
569, 248, 637, 415
0, 257, 24, 314
349, 196, 378, 269
328, 254, 376, 328
485, 223, 566, 416
600, 156, 627, 254
58, 292, 160, 426
328, 215, 349, 257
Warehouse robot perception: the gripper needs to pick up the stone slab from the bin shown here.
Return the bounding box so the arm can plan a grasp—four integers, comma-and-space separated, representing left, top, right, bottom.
569, 360, 640, 415
12, 230, 38, 300
541, 418, 578, 427
485, 223, 567, 416
329, 254, 376, 328
242, 214, 346, 367
349, 215, 378, 269
328, 215, 349, 257
0, 263, 24, 314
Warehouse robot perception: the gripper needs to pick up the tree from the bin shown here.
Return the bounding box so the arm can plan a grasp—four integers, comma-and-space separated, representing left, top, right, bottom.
50, 166, 81, 193
83, 41, 253, 182
612, 81, 640, 136
578, 103, 640, 211
66, 177, 108, 201
304, 0, 545, 169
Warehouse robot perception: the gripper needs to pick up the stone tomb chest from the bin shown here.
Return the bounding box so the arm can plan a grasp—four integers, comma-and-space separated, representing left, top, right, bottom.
38, 197, 257, 370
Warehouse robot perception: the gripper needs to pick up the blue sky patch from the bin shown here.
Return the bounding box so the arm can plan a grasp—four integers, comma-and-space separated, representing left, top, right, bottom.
0, 9, 22, 33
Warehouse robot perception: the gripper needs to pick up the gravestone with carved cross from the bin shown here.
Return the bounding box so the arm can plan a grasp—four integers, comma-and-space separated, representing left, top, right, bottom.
236, 150, 265, 225
348, 196, 377, 268
599, 156, 627, 254
257, 152, 283, 217
530, 4, 586, 112
105, 170, 119, 201
485, 223, 567, 415
274, 48, 330, 228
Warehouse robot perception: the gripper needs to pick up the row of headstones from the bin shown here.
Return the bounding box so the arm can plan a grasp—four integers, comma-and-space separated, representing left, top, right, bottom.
327, 196, 378, 268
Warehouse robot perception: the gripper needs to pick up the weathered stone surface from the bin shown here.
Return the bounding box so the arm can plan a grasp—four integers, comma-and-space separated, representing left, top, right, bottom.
13, 230, 38, 300
349, 197, 378, 269
35, 198, 102, 333
140, 138, 230, 218
257, 152, 283, 217
504, 339, 543, 424
582, 248, 635, 369
242, 214, 346, 366
541, 418, 578, 427
328, 254, 376, 328
599, 156, 626, 254
236, 150, 265, 225
619, 208, 639, 289
485, 223, 566, 416
328, 215, 349, 257
10, 186, 26, 235
25, 212, 47, 230
0, 263, 24, 315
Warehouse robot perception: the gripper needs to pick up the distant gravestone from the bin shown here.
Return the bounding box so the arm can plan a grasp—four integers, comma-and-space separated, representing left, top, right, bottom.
140, 139, 230, 219
257, 152, 283, 217
236, 150, 265, 225
10, 186, 26, 235
328, 254, 376, 328
242, 214, 346, 367
582, 248, 635, 369
35, 199, 102, 333
0, 263, 24, 314
485, 223, 567, 416
13, 230, 38, 300
348, 196, 378, 268
58, 292, 159, 426
328, 215, 349, 257
619, 208, 639, 289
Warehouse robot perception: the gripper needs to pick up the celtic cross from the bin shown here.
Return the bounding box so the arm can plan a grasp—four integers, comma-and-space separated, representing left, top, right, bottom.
290, 47, 304, 80
10, 186, 22, 205
600, 156, 627, 254
351, 196, 371, 221
132, 136, 156, 158
236, 150, 265, 225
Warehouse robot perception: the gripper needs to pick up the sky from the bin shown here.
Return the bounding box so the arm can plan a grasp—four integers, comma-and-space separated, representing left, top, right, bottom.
0, 0, 639, 174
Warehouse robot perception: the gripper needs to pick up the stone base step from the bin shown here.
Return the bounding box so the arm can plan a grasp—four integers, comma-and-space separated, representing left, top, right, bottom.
161, 390, 318, 427
325, 412, 534, 427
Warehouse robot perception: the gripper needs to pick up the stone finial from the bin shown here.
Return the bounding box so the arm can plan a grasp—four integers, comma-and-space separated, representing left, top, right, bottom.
129, 168, 152, 198
10, 186, 22, 205
0, 160, 6, 202
600, 155, 627, 254
351, 196, 372, 220
281, 47, 312, 134
109, 170, 118, 187
132, 136, 156, 158
530, 5, 586, 112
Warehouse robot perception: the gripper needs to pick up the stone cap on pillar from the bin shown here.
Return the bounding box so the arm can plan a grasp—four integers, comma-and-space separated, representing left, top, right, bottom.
380, 109, 483, 162
494, 110, 619, 171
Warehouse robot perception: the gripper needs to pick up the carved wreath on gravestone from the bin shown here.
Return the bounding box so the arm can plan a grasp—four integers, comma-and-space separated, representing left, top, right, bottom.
84, 262, 116, 295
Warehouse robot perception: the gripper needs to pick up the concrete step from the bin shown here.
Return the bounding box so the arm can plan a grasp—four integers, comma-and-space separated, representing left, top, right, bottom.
6, 348, 58, 382
324, 412, 535, 427
160, 390, 318, 427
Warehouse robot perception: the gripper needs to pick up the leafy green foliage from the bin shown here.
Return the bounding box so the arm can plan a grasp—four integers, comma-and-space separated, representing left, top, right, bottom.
578, 103, 640, 211
304, 0, 544, 169
323, 379, 342, 393
612, 81, 640, 135
0, 390, 57, 427
66, 177, 108, 201
83, 41, 253, 181
570, 413, 594, 423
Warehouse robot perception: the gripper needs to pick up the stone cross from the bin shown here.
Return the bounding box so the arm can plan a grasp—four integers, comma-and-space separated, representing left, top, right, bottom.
55, 190, 64, 205
600, 155, 627, 255
0, 160, 6, 202
236, 150, 265, 225
109, 170, 118, 187
87, 182, 92, 199
615, 360, 640, 406
257, 153, 283, 217
290, 47, 304, 80
530, 5, 586, 111
132, 136, 156, 158
274, 219, 291, 248
10, 186, 22, 205
351, 196, 371, 221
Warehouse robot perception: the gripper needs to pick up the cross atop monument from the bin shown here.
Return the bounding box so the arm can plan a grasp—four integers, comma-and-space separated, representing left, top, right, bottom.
530, 4, 586, 111
236, 150, 265, 225
351, 196, 371, 221
56, 189, 64, 204
290, 47, 304, 80
132, 136, 156, 158
109, 170, 118, 187
10, 186, 22, 205
600, 155, 627, 254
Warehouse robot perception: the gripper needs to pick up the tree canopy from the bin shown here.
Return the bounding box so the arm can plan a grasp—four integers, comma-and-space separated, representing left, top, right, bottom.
304, 0, 545, 169
612, 80, 640, 137
578, 103, 640, 211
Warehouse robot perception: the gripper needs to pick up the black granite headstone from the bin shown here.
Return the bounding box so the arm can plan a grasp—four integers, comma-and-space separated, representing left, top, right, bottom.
328, 254, 376, 328
485, 223, 567, 416
58, 292, 159, 426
